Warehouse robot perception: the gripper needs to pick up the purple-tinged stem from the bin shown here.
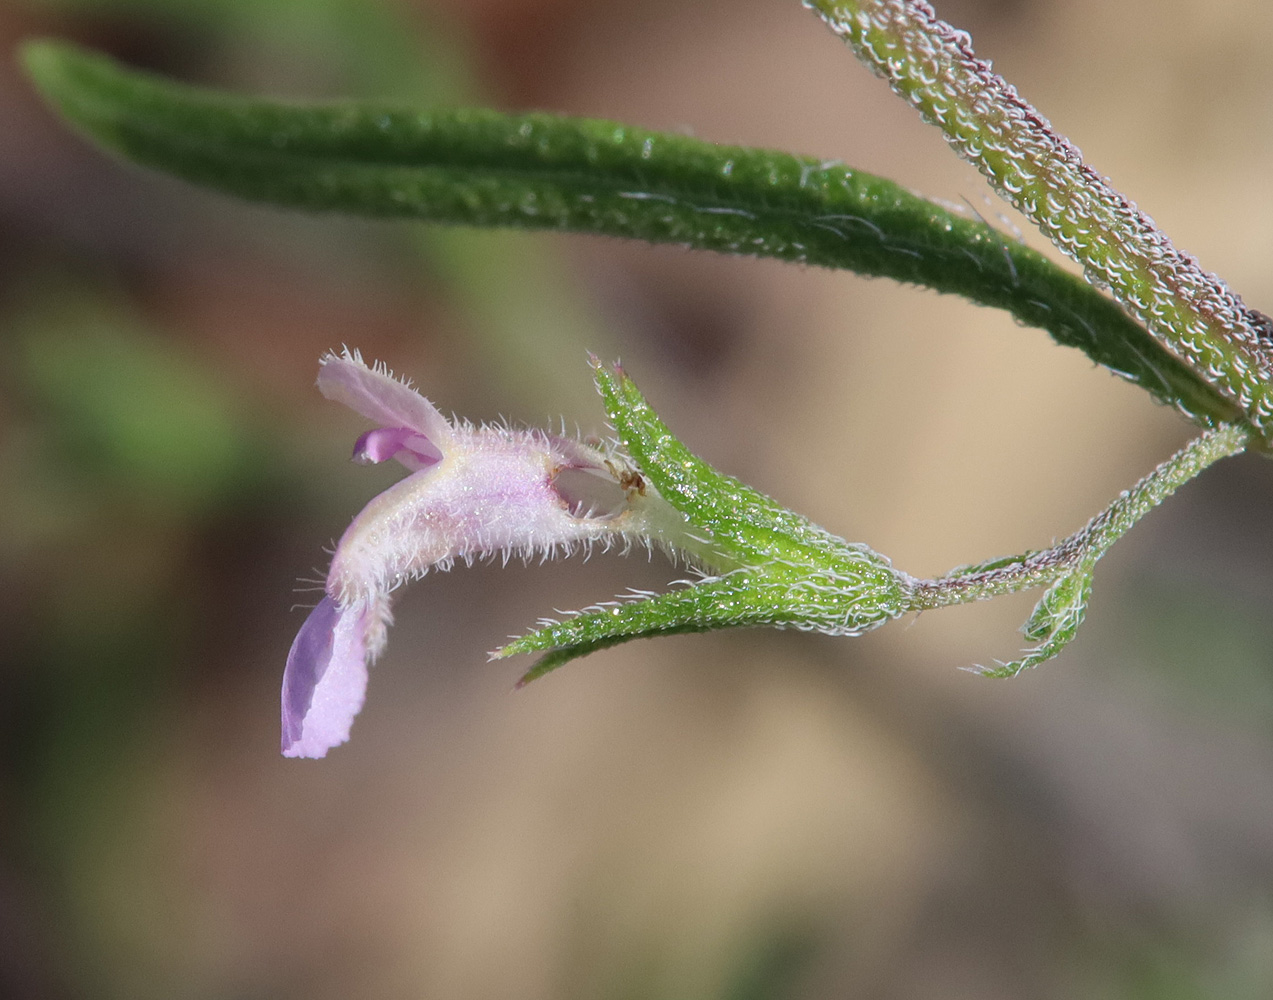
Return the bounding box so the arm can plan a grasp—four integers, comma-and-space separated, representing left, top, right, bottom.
806, 0, 1273, 436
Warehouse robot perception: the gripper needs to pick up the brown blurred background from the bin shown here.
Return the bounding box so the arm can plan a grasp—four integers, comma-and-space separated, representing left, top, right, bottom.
3, 0, 1273, 996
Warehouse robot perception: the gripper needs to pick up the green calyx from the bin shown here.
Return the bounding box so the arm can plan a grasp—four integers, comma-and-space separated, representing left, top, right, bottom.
497, 361, 913, 682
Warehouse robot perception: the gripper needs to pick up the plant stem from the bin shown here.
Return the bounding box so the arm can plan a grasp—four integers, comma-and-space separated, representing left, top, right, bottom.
806, 0, 1273, 438
910, 422, 1250, 610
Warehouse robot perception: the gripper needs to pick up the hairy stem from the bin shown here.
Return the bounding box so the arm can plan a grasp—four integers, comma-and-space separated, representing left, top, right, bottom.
911, 422, 1250, 609
806, 0, 1273, 437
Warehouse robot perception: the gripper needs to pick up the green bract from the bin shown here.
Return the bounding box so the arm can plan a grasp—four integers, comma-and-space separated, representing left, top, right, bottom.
910, 423, 1250, 675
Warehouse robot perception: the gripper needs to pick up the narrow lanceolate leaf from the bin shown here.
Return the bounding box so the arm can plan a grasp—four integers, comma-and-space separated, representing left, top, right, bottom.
21, 39, 1239, 429
806, 0, 1273, 438
497, 361, 914, 680
910, 422, 1249, 674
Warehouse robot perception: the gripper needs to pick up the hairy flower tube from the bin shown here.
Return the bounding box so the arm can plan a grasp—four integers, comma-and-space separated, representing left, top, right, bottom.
281, 350, 696, 758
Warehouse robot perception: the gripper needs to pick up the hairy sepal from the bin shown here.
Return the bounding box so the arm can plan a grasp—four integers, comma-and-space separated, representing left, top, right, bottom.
499, 361, 914, 681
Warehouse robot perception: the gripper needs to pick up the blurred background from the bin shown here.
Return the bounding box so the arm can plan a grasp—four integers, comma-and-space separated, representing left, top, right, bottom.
3, 0, 1273, 996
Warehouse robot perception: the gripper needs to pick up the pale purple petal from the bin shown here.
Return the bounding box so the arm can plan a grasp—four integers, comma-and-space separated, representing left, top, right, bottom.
318, 351, 453, 447
281, 596, 371, 758
353, 426, 442, 468
326, 426, 624, 603
286, 351, 649, 760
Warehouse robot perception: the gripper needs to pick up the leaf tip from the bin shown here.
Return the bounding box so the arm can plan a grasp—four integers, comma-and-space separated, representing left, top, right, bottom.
975, 660, 1024, 680
18, 37, 69, 92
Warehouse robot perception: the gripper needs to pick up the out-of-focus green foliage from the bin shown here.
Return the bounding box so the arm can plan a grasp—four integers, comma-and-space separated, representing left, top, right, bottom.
17, 295, 259, 510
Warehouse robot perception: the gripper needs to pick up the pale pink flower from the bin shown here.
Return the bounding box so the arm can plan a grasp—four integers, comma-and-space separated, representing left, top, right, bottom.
282, 350, 658, 758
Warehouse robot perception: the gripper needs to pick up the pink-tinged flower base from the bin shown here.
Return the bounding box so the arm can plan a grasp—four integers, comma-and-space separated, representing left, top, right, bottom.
281, 350, 649, 758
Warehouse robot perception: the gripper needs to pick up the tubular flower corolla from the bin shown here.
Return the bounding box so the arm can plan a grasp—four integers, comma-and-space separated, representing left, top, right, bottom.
281, 350, 672, 758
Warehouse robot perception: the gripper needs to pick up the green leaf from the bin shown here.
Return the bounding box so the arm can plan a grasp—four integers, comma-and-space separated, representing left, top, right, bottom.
591, 360, 878, 572
21, 39, 1240, 429
591, 361, 905, 599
